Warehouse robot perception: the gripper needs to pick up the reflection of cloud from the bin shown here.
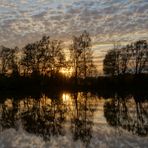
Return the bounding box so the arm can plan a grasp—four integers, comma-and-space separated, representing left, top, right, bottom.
0, 0, 147, 72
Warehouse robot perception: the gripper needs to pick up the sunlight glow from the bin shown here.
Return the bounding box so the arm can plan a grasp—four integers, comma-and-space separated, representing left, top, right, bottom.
60, 68, 73, 77
62, 93, 71, 102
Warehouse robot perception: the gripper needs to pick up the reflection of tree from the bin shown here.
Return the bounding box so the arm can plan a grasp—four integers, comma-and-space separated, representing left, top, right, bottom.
104, 94, 148, 136
0, 99, 19, 130
71, 92, 96, 146
0, 92, 98, 145
21, 97, 67, 140
0, 96, 67, 141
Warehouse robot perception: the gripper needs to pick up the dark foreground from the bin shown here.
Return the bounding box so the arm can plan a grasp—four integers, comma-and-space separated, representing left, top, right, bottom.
0, 74, 148, 91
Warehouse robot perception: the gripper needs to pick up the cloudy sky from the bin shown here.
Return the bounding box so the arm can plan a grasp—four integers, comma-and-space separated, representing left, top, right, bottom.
0, 0, 148, 72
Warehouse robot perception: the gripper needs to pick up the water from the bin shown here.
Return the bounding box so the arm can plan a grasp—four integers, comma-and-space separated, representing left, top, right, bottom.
0, 91, 148, 148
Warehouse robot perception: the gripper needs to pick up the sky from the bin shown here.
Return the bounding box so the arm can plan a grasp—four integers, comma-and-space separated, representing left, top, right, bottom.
0, 0, 148, 73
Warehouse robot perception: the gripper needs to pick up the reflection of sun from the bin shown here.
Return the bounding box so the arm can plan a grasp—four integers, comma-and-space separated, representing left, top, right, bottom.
62, 93, 70, 102
60, 68, 73, 77
62, 93, 74, 110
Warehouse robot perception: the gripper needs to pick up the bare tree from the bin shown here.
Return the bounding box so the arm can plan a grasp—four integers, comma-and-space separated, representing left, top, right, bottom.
21, 36, 65, 77
103, 40, 148, 76
0, 46, 18, 76
47, 39, 65, 77
132, 40, 148, 74
70, 31, 96, 81
103, 49, 117, 76
21, 43, 37, 76
119, 45, 132, 74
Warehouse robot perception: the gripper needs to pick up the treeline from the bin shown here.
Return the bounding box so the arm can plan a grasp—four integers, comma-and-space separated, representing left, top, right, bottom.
0, 31, 97, 90
0, 31, 148, 90
0, 36, 65, 77
0, 31, 96, 79
103, 40, 148, 76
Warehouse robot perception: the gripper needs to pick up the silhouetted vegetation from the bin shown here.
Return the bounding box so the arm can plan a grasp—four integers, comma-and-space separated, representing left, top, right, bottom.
0, 32, 147, 92
70, 31, 97, 85
103, 40, 148, 75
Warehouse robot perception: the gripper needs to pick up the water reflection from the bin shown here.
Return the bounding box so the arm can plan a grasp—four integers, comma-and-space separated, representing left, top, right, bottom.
0, 92, 148, 145
0, 92, 98, 145
21, 97, 67, 140
70, 92, 97, 146
1, 99, 19, 130
104, 94, 148, 136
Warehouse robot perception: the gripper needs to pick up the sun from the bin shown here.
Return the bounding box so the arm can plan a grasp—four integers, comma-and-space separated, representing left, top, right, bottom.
60, 67, 73, 77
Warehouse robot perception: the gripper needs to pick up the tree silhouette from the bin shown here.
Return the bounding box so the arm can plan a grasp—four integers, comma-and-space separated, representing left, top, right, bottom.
103, 49, 117, 76
0, 46, 19, 76
131, 40, 148, 74
70, 31, 96, 84
21, 36, 65, 77
103, 40, 148, 76
119, 45, 132, 74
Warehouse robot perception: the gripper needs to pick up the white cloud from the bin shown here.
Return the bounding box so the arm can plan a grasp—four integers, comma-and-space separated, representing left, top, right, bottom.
0, 0, 147, 71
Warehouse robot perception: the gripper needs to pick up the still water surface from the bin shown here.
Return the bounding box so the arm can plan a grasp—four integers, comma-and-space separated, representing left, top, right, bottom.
0, 92, 148, 148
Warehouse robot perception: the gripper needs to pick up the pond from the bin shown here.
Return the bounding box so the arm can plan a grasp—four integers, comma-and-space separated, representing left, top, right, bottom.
0, 91, 148, 148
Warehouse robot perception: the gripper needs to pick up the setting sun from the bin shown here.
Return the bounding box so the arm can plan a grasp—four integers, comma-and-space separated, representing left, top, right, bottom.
60, 68, 73, 77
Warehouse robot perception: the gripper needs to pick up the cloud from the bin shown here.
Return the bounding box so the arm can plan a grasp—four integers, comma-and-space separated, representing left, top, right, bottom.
0, 0, 147, 46
0, 0, 147, 72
